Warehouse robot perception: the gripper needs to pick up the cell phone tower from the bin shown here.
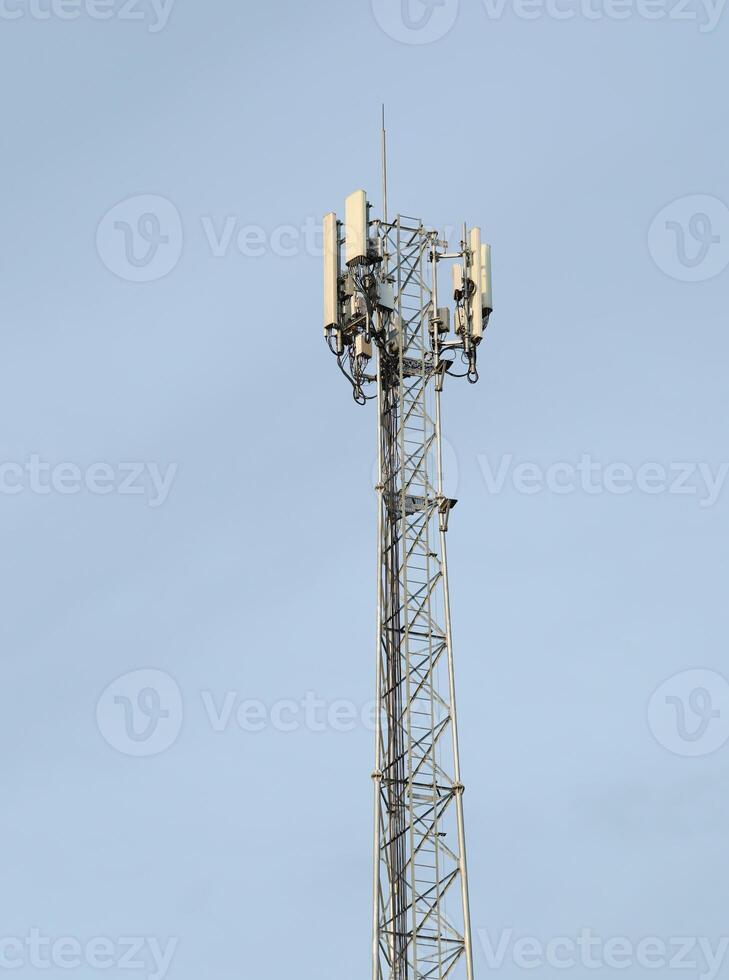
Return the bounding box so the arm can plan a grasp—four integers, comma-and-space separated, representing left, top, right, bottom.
322, 112, 493, 980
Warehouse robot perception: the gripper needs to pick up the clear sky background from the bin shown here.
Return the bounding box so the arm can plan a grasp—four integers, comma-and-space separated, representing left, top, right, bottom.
1, 1, 728, 979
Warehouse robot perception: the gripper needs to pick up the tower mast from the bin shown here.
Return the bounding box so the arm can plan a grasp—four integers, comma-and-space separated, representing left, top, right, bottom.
322, 150, 493, 980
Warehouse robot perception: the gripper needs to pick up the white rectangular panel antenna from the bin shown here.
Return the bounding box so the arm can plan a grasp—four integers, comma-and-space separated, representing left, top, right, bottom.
345, 190, 368, 266
481, 243, 493, 314
469, 227, 482, 289
469, 227, 483, 341
323, 212, 340, 334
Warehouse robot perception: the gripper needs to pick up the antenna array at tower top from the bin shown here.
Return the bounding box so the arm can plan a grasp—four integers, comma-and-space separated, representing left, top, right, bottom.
323, 189, 493, 404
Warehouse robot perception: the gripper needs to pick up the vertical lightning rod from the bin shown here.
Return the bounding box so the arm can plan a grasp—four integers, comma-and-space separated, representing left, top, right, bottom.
381, 104, 388, 226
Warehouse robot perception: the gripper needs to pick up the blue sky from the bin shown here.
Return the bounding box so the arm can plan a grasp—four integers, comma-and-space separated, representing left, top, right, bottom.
0, 1, 728, 979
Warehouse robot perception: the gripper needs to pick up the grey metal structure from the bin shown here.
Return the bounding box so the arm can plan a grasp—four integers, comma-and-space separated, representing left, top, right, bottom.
322, 140, 492, 980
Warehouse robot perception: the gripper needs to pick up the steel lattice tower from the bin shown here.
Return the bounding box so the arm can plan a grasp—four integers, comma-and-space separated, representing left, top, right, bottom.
322, 129, 493, 980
